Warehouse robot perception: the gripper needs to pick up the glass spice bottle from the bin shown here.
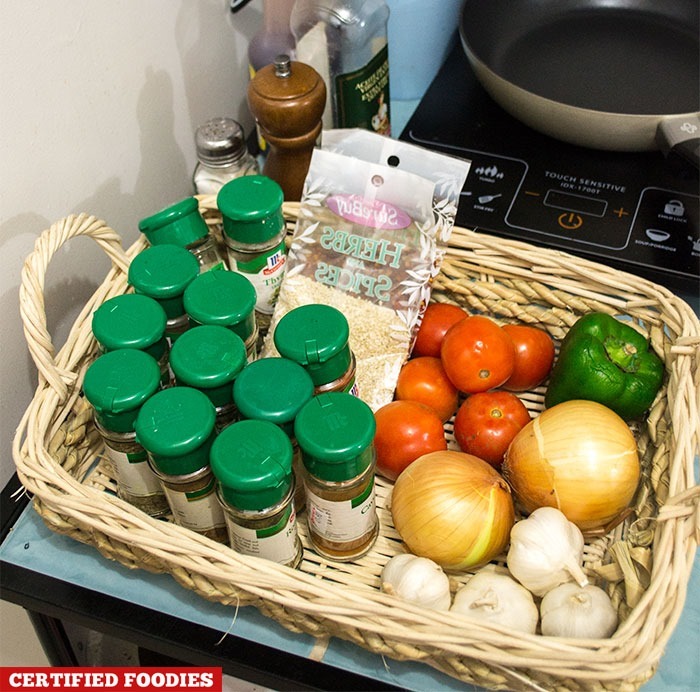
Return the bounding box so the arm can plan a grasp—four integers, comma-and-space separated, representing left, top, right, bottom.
273, 304, 358, 396
139, 197, 227, 271
294, 392, 379, 561
232, 357, 315, 512
217, 175, 287, 336
83, 349, 169, 517
128, 244, 200, 343
211, 419, 302, 568
183, 270, 259, 361
91, 293, 172, 387
192, 117, 260, 195
169, 325, 247, 432
135, 386, 226, 543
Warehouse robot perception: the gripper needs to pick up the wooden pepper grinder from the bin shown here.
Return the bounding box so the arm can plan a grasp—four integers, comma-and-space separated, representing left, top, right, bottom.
247, 54, 326, 202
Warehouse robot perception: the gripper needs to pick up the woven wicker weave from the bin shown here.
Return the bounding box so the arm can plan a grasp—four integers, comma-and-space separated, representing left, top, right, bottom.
13, 199, 700, 691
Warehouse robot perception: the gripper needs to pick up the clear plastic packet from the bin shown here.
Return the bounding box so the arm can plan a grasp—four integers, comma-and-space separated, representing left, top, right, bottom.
264, 129, 470, 410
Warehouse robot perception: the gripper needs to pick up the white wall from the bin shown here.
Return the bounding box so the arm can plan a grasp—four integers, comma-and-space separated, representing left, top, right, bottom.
0, 0, 259, 488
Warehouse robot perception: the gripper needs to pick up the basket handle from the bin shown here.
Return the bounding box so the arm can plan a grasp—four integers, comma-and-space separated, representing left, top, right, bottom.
20, 213, 132, 400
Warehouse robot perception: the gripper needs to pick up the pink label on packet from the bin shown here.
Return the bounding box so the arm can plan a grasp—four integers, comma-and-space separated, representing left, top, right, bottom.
327, 194, 411, 230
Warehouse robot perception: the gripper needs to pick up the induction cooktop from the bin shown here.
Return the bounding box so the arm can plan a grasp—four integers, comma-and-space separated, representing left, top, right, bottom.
400, 43, 699, 294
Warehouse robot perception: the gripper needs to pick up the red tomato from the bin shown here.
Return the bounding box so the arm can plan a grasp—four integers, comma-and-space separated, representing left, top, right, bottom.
502, 324, 556, 391
395, 357, 459, 422
374, 400, 447, 481
412, 302, 468, 357
453, 391, 530, 469
440, 315, 516, 393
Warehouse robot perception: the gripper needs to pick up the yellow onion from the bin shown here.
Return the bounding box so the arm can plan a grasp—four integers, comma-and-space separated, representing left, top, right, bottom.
502, 400, 640, 533
390, 450, 515, 570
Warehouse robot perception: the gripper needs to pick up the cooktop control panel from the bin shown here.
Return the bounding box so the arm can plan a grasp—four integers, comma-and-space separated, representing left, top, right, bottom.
401, 44, 699, 292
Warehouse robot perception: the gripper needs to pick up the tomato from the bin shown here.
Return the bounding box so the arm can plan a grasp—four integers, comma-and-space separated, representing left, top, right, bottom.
502, 324, 556, 391
374, 400, 447, 481
453, 391, 530, 469
395, 357, 459, 422
412, 302, 468, 358
440, 315, 516, 393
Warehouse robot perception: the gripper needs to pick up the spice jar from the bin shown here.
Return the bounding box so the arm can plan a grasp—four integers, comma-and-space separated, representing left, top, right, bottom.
294, 392, 378, 561
169, 325, 247, 432
135, 386, 226, 542
83, 349, 169, 517
91, 293, 171, 386
139, 197, 227, 271
232, 357, 315, 512
211, 419, 302, 568
183, 270, 259, 361
128, 244, 200, 343
192, 117, 259, 195
217, 175, 287, 335
273, 304, 358, 396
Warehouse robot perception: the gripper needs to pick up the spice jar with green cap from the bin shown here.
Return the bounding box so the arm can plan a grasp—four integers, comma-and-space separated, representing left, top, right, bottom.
91, 293, 171, 386
233, 357, 315, 512
139, 197, 227, 271
273, 304, 358, 396
135, 386, 226, 542
217, 175, 287, 333
83, 348, 169, 517
294, 392, 378, 561
169, 325, 247, 432
211, 419, 302, 568
128, 244, 200, 342
183, 270, 259, 361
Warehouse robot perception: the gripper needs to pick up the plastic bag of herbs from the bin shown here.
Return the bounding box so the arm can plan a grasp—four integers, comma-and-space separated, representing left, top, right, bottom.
263, 129, 470, 411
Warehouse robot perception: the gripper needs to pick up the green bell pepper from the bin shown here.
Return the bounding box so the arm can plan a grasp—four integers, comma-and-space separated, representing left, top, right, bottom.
545, 312, 664, 420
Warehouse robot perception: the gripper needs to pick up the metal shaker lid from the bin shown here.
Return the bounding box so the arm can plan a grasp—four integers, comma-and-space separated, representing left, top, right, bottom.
194, 117, 248, 167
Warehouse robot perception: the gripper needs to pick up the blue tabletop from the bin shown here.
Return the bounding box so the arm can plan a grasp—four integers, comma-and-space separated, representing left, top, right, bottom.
1, 502, 698, 691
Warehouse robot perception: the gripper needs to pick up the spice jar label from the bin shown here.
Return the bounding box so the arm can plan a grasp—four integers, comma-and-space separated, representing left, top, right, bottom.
105, 448, 163, 497
162, 480, 225, 532
224, 505, 299, 564
306, 481, 376, 543
228, 240, 287, 315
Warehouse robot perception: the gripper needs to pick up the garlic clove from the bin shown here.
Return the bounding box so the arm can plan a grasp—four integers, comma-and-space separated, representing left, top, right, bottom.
380, 553, 451, 611
540, 582, 618, 638
451, 570, 538, 634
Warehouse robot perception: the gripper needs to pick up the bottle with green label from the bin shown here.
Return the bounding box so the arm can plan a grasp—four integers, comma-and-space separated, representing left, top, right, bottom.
291, 0, 391, 134
217, 175, 288, 335
83, 349, 169, 517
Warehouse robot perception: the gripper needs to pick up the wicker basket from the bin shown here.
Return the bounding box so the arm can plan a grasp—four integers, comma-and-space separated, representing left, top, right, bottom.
14, 199, 700, 691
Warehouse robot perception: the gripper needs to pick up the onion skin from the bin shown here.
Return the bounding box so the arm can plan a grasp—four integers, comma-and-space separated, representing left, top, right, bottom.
391, 451, 515, 570
502, 400, 640, 532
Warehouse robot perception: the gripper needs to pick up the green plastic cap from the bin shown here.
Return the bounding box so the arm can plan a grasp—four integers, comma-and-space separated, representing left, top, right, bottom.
128, 244, 200, 319
169, 325, 246, 407
91, 293, 167, 360
273, 304, 351, 386
217, 175, 284, 245
183, 270, 256, 340
210, 419, 293, 510
294, 392, 376, 482
83, 349, 161, 433
135, 386, 216, 476
233, 357, 315, 435
138, 197, 209, 247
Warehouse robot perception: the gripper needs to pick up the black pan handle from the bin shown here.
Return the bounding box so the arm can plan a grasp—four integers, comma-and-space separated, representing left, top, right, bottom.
656, 114, 700, 170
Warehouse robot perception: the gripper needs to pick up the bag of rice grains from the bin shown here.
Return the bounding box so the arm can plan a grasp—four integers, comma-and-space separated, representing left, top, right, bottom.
264, 129, 471, 411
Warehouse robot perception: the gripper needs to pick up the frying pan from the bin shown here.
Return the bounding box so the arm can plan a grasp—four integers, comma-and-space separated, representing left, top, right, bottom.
459, 0, 700, 165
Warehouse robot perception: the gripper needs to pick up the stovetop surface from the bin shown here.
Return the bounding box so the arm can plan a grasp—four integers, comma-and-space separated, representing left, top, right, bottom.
400, 43, 699, 294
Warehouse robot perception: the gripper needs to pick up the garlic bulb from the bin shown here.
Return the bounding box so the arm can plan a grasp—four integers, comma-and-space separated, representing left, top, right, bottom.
540, 582, 618, 638
381, 553, 451, 611
507, 506, 588, 596
450, 568, 538, 634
